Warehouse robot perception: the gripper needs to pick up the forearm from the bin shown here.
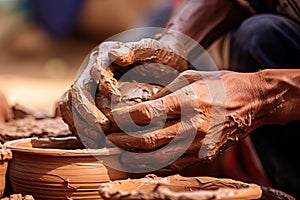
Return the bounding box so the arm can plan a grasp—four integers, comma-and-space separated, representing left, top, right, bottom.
258, 69, 300, 125
161, 0, 249, 51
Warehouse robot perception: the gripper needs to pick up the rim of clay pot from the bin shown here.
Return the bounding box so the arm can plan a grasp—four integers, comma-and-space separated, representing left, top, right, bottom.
99, 174, 263, 200
4, 136, 121, 156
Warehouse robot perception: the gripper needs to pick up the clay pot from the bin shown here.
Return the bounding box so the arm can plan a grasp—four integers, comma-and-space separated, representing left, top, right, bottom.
4, 137, 128, 200
99, 174, 263, 200
0, 144, 12, 198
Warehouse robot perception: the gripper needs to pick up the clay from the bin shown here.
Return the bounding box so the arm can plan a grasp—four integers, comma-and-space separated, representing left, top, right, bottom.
0, 116, 72, 143
117, 81, 162, 106
99, 174, 262, 200
0, 194, 34, 200
58, 42, 125, 147
4, 137, 129, 200
97, 81, 163, 135
91, 41, 123, 99
60, 39, 187, 145
0, 144, 12, 198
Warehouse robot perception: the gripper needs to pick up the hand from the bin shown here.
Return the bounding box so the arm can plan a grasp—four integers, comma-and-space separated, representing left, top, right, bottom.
59, 36, 188, 148
109, 37, 187, 71
59, 41, 122, 148
0, 91, 12, 122
108, 70, 268, 172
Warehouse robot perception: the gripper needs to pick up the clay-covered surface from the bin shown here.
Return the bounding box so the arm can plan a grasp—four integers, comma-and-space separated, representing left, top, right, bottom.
4, 137, 128, 200
0, 116, 72, 143
0, 194, 34, 200
99, 174, 262, 200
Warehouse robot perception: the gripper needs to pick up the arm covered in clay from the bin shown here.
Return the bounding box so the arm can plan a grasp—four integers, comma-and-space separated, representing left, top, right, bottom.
256, 69, 300, 125
108, 69, 300, 171
160, 0, 250, 51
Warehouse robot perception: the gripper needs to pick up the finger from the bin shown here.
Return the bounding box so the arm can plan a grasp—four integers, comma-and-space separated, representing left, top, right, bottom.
119, 137, 201, 172
70, 46, 113, 132
58, 90, 77, 134
108, 38, 163, 66
70, 85, 111, 132
150, 70, 202, 100
111, 84, 200, 126
90, 42, 122, 99
107, 115, 202, 150
108, 38, 187, 72
120, 136, 209, 172
59, 90, 106, 147
107, 121, 179, 150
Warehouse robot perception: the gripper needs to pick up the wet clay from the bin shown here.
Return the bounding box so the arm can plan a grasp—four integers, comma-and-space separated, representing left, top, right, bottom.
0, 194, 34, 200
4, 137, 128, 200
0, 116, 72, 143
117, 81, 162, 105
99, 174, 262, 200
59, 40, 182, 147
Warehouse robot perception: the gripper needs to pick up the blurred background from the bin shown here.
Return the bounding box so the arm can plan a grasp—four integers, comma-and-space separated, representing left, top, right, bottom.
0, 0, 170, 116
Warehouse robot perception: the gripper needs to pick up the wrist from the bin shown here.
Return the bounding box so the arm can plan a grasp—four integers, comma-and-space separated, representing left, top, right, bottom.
255, 69, 300, 125
221, 71, 268, 131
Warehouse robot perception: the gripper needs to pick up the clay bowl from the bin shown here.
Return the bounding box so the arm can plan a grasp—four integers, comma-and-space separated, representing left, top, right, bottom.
4, 137, 128, 200
99, 174, 263, 200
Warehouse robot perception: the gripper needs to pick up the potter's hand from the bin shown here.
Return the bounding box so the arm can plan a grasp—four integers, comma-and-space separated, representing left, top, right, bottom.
59, 41, 123, 148
0, 91, 12, 122
108, 70, 269, 171
59, 38, 184, 148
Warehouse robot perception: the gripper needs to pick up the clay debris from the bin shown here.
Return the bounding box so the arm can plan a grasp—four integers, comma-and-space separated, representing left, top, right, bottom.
0, 116, 71, 143
0, 194, 34, 200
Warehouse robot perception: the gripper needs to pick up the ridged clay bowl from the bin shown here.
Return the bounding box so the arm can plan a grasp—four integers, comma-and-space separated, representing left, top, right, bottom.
4, 137, 128, 200
99, 174, 263, 200
99, 174, 296, 200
